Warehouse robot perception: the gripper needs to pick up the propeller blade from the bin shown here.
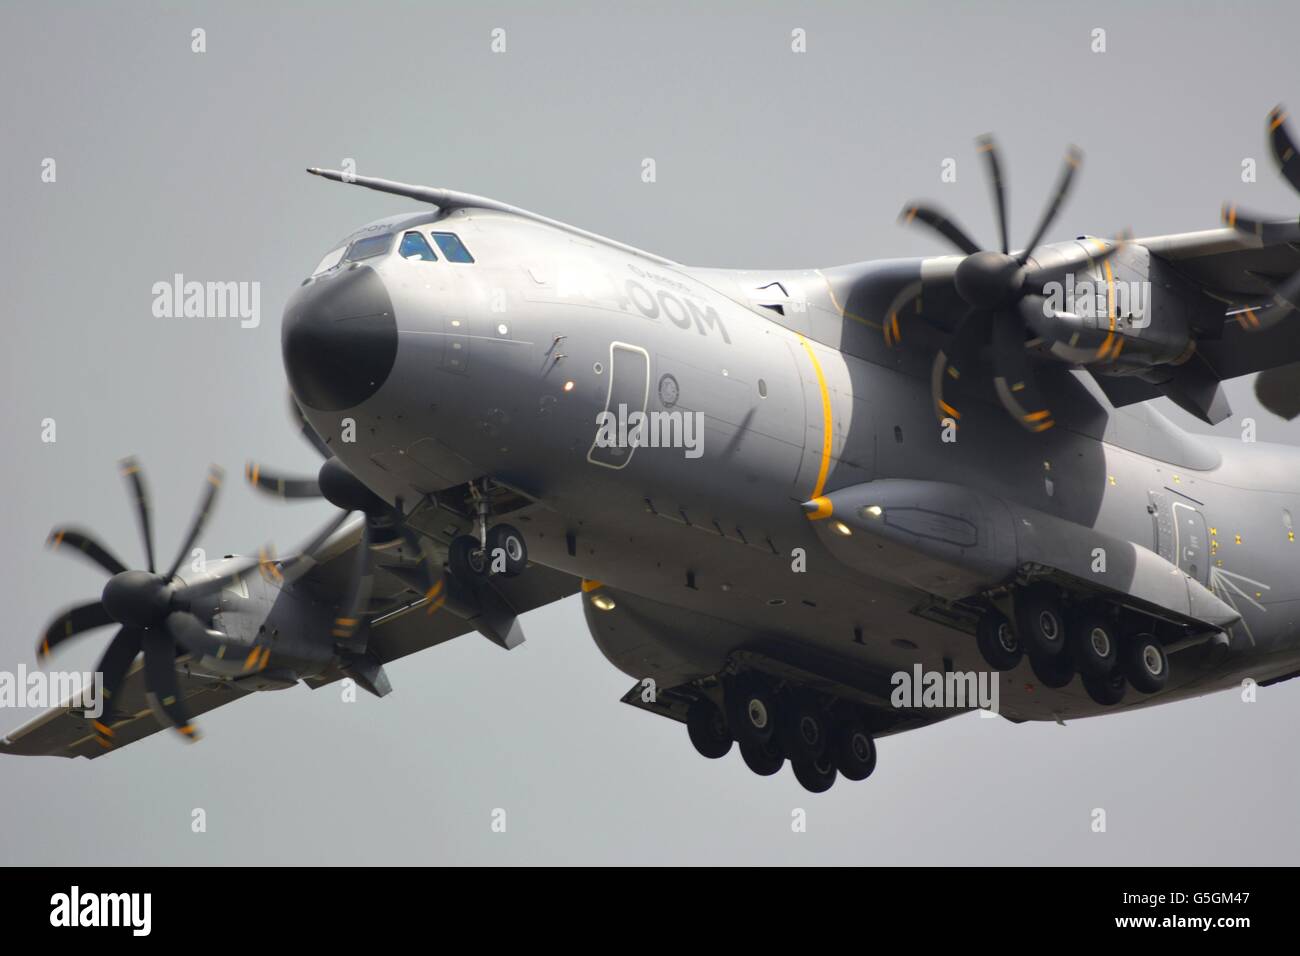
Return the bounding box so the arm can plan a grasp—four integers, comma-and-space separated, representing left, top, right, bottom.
45, 527, 127, 577
1231, 269, 1300, 332
1268, 105, 1300, 196
119, 457, 156, 573
172, 555, 261, 604
991, 312, 1055, 431
1255, 362, 1300, 419
92, 626, 144, 746
1017, 145, 1082, 265
245, 461, 322, 500
1220, 202, 1295, 242
976, 134, 1011, 255
164, 610, 220, 657
882, 279, 924, 347
279, 511, 353, 585
38, 600, 114, 660
1020, 233, 1130, 292
930, 309, 993, 424
164, 464, 224, 582
289, 394, 333, 460
141, 629, 200, 740
333, 522, 375, 644
900, 203, 983, 256
397, 523, 442, 607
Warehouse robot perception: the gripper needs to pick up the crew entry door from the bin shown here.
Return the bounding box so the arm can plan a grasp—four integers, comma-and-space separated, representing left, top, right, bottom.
1172, 501, 1209, 585
1150, 489, 1209, 586
588, 342, 650, 469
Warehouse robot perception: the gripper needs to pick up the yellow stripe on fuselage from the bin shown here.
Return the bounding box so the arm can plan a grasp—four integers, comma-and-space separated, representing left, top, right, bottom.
796, 334, 833, 501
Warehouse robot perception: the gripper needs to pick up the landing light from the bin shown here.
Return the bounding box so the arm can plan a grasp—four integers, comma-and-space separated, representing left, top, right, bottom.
862, 505, 884, 518
591, 594, 616, 611
832, 521, 853, 537
563, 380, 575, 393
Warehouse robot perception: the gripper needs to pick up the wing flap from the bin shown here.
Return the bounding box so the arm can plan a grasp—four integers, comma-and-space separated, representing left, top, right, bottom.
0, 663, 249, 760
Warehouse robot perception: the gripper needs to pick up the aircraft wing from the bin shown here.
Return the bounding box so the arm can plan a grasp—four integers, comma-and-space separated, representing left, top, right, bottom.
0, 664, 250, 760
3, 510, 580, 759
1136, 223, 1300, 381
287, 508, 582, 668
365, 563, 579, 666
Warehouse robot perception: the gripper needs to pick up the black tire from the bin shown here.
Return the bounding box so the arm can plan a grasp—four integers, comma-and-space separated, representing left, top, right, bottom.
486, 523, 528, 578
831, 721, 877, 781
976, 610, 1022, 671
1082, 670, 1127, 706
779, 694, 828, 761
1029, 650, 1075, 689
791, 752, 838, 793
726, 677, 777, 746
1120, 634, 1169, 693
448, 534, 487, 579
739, 738, 784, 776
1015, 584, 1068, 658
1069, 610, 1119, 678
686, 698, 732, 759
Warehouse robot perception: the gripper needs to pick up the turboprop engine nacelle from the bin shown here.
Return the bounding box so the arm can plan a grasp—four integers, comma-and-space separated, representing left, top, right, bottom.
1026, 242, 1194, 370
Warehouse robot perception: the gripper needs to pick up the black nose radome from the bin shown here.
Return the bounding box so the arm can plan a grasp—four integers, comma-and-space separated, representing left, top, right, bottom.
282, 265, 398, 412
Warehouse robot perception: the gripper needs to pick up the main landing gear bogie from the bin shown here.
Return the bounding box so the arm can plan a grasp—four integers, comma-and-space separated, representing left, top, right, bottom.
687, 677, 878, 794
973, 586, 1174, 708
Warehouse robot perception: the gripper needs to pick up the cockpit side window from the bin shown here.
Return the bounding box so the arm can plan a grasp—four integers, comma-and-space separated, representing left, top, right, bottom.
399, 231, 438, 261
312, 246, 346, 275
344, 233, 394, 261
431, 232, 475, 263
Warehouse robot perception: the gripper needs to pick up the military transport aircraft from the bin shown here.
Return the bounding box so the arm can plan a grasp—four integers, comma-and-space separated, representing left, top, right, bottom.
7, 108, 1300, 793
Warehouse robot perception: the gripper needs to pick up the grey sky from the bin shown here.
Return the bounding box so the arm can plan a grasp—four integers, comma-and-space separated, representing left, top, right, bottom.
2, 0, 1298, 864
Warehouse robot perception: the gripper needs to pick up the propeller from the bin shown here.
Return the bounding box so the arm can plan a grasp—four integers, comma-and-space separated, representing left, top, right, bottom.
38, 459, 255, 748
1220, 106, 1300, 418
1223, 106, 1300, 335
246, 401, 441, 646
899, 136, 1126, 431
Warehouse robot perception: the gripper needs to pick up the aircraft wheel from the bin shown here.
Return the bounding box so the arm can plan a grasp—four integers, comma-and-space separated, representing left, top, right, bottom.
1029, 649, 1075, 689
1015, 584, 1068, 658
726, 676, 778, 746
791, 752, 838, 793
976, 609, 1022, 671
1120, 634, 1169, 694
1069, 610, 1119, 678
686, 697, 732, 759
831, 720, 877, 781
739, 738, 785, 776
448, 534, 487, 579
486, 524, 528, 578
779, 694, 828, 761
1082, 670, 1127, 706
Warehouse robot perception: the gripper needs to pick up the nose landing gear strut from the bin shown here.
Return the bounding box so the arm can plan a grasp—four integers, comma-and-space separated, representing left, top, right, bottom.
447, 481, 528, 581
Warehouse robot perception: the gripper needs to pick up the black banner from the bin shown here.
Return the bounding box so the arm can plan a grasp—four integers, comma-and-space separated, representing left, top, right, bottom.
0, 866, 1286, 940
